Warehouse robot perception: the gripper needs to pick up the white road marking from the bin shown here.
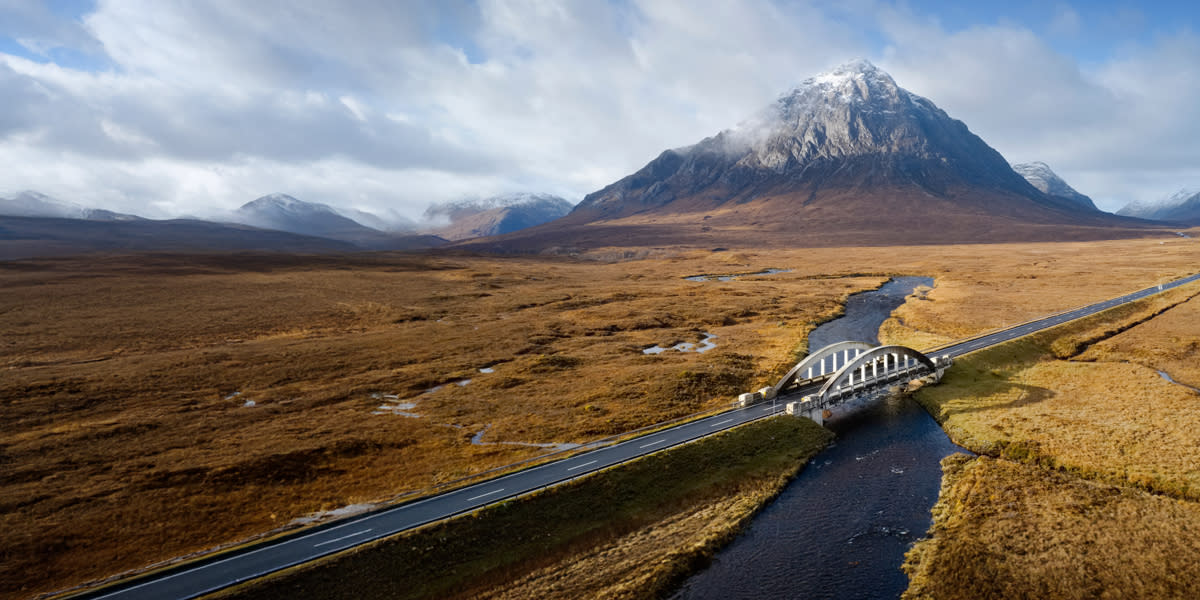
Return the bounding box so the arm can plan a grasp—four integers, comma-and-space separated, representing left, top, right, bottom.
84, 272, 1200, 599
567, 460, 597, 471
313, 528, 372, 548
711, 418, 734, 427
467, 488, 505, 502
639, 438, 666, 448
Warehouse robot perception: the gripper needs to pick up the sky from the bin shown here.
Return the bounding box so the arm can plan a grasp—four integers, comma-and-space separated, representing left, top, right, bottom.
1, 0, 1199, 221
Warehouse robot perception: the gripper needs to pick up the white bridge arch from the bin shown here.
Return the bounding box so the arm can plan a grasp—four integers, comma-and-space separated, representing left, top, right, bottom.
774, 340, 874, 394
817, 344, 940, 400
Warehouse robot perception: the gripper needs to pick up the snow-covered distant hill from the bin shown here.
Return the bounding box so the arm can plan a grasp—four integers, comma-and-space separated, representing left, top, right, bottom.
0, 191, 142, 221
232, 194, 378, 238
1011, 162, 1098, 211
1117, 189, 1200, 224
229, 194, 445, 250
425, 192, 572, 241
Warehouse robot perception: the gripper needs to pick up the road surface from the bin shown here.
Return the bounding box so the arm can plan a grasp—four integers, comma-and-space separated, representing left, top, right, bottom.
76, 271, 1200, 600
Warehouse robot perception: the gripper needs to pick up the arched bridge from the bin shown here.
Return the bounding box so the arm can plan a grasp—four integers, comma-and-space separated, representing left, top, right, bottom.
748, 341, 952, 424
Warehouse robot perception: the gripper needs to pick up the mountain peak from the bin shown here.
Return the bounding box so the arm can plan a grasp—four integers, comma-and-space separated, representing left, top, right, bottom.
1117, 188, 1200, 224
805, 59, 890, 87
779, 59, 907, 110
241, 193, 312, 211
0, 190, 141, 221
1167, 188, 1199, 205
426, 192, 572, 241
565, 60, 1120, 237
1011, 161, 1098, 211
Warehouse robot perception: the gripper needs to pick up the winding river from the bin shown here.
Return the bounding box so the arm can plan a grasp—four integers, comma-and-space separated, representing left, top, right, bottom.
672, 276, 966, 600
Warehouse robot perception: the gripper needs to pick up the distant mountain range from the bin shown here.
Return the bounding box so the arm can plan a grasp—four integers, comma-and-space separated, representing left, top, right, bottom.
473, 60, 1161, 250
1117, 189, 1200, 225
223, 193, 447, 250
424, 193, 572, 241
0, 190, 575, 259
0, 191, 144, 222
3, 60, 1186, 258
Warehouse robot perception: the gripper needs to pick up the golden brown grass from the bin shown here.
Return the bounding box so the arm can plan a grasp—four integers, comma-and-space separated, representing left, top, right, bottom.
0, 251, 869, 598
215, 416, 832, 600
904, 282, 1200, 599
1078, 293, 1200, 389
3, 235, 1200, 598
903, 455, 1200, 600
912, 282, 1200, 499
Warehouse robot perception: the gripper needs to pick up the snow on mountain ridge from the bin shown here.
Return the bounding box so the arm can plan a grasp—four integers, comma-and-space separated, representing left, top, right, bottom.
571, 58, 1105, 225
1117, 188, 1200, 224
425, 192, 573, 240
1011, 161, 1098, 211
425, 192, 572, 219
0, 190, 142, 221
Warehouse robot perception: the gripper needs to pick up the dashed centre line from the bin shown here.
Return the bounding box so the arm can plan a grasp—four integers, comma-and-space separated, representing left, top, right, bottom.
639, 438, 666, 449
711, 418, 734, 427
313, 528, 372, 548
567, 460, 597, 471
467, 488, 505, 502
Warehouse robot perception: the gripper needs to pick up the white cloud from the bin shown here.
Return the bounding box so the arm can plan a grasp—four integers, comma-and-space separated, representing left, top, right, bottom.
876, 5, 1200, 210
1049, 4, 1082, 38
0, 0, 1198, 219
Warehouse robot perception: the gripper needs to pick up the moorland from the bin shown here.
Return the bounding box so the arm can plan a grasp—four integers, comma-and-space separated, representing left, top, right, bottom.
2, 232, 1199, 598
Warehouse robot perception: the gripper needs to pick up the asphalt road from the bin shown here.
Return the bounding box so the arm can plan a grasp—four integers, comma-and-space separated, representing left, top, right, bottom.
77, 271, 1200, 600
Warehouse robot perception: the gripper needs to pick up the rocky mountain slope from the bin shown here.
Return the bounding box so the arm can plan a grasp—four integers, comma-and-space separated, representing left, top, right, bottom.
1011, 162, 1098, 211
426, 193, 572, 241
476, 60, 1152, 250
1117, 189, 1200, 224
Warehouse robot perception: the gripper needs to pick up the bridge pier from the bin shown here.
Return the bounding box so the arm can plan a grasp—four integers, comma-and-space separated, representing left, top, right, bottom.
786, 398, 823, 425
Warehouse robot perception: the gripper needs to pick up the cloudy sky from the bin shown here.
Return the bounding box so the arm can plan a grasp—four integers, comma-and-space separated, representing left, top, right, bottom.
1, 0, 1199, 220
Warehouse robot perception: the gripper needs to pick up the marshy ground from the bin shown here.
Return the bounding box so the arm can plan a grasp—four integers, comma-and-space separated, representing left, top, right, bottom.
3, 233, 1199, 598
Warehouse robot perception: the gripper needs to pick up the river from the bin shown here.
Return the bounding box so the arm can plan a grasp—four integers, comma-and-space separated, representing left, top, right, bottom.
671, 276, 966, 600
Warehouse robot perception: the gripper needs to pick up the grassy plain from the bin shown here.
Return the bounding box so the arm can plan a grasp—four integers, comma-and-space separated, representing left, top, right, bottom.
907, 282, 1200, 498
216, 416, 832, 600
899, 280, 1200, 597
904, 455, 1200, 600
2, 234, 1199, 598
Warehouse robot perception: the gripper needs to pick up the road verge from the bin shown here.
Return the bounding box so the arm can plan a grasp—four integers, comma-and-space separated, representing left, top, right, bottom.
213, 416, 832, 600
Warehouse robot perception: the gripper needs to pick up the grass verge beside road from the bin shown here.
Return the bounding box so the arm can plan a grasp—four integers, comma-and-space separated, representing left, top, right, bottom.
216, 416, 833, 600
909, 281, 1200, 498
900, 281, 1200, 598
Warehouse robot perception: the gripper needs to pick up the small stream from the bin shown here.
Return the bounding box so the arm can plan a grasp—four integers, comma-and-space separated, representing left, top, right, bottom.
1158, 370, 1200, 394
672, 276, 966, 600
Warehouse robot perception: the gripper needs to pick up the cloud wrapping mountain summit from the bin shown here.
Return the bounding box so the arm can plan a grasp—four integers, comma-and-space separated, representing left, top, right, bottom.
570, 60, 1091, 224
461, 60, 1156, 250
425, 193, 573, 241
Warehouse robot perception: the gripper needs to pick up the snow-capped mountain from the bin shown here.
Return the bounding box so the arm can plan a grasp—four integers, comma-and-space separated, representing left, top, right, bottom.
554, 60, 1125, 246
232, 194, 377, 238
227, 194, 446, 250
425, 192, 572, 240
1117, 189, 1200, 224
1011, 162, 1098, 211
0, 191, 142, 221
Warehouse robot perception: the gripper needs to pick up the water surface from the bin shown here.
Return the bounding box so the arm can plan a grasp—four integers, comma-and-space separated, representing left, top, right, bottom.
672, 276, 964, 600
